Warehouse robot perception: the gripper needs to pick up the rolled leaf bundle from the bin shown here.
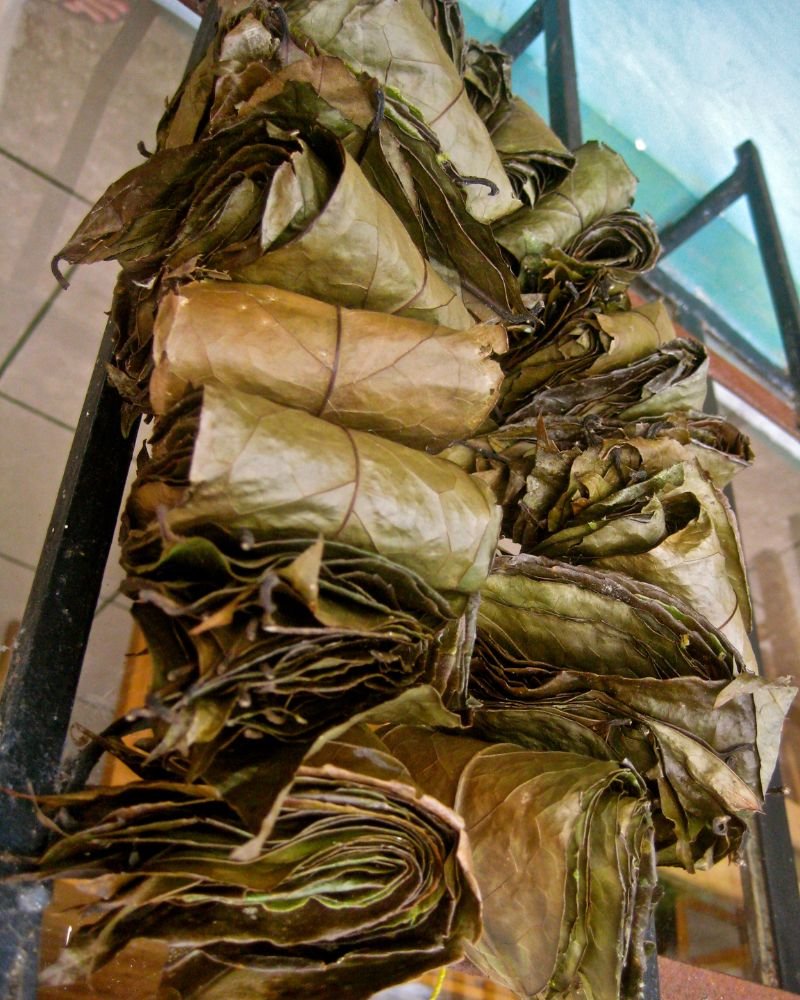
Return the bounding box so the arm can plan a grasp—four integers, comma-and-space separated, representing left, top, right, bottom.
150, 280, 505, 448
222, 142, 474, 330
462, 38, 509, 120
488, 97, 575, 206
529, 209, 660, 284
211, 48, 527, 319
382, 727, 656, 1000
56, 131, 471, 328
505, 337, 708, 424
499, 264, 630, 384
478, 554, 745, 682
493, 141, 638, 262
28, 734, 481, 999
25, 2, 793, 997
457, 37, 574, 205
156, 1, 297, 148
529, 441, 754, 662
441, 408, 752, 531
283, 0, 520, 223
126, 385, 501, 597
546, 410, 753, 485
469, 649, 795, 867
122, 530, 469, 758
53, 115, 297, 278
499, 299, 676, 413
382, 99, 527, 318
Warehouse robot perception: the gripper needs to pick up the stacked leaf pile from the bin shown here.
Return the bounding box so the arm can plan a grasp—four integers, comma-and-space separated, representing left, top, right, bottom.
22, 2, 794, 998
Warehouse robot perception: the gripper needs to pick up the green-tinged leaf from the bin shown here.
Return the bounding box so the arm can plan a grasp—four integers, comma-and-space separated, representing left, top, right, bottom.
589, 300, 676, 374
715, 674, 798, 797
494, 141, 638, 261
233, 52, 432, 249
527, 209, 660, 284
128, 386, 500, 596
53, 116, 297, 277
235, 50, 378, 139
232, 51, 524, 318
29, 741, 480, 1000
509, 437, 753, 656
382, 728, 655, 1000
385, 96, 527, 318
120, 524, 469, 759
222, 142, 474, 330
478, 554, 746, 682
506, 338, 708, 424
468, 651, 793, 867
463, 39, 509, 119
488, 96, 574, 205
204, 684, 465, 860
499, 299, 675, 412
558, 453, 754, 664
150, 280, 505, 448
156, 2, 294, 148
284, 0, 520, 223
442, 410, 753, 536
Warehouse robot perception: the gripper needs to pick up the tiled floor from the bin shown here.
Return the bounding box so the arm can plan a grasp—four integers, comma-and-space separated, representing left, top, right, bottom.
0, 0, 195, 733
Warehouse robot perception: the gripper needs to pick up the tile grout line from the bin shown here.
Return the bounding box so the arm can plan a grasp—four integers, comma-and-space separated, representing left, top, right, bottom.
0, 551, 37, 573
0, 145, 93, 206
94, 590, 123, 619
0, 264, 77, 377
0, 390, 76, 433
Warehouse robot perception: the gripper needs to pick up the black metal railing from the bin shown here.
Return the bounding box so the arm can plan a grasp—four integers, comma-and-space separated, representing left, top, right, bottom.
654, 140, 800, 420
0, 10, 217, 996
501, 0, 582, 150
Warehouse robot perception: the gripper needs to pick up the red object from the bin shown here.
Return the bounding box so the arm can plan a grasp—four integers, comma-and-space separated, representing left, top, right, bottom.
660, 957, 797, 999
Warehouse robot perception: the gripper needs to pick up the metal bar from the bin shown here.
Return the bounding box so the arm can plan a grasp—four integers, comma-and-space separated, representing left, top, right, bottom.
499, 0, 581, 149
500, 0, 544, 59
736, 140, 800, 401
542, 0, 582, 148
0, 317, 136, 847
0, 10, 217, 997
639, 268, 796, 404
657, 140, 800, 418
737, 633, 800, 992
748, 775, 800, 993
0, 317, 138, 997
699, 382, 800, 994
659, 163, 747, 256
645, 139, 800, 996
643, 915, 661, 1000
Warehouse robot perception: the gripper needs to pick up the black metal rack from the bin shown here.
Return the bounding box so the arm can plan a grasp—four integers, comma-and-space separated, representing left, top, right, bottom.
1, 1, 799, 996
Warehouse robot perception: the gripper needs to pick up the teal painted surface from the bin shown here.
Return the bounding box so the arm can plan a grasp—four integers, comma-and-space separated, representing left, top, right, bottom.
461, 2, 797, 371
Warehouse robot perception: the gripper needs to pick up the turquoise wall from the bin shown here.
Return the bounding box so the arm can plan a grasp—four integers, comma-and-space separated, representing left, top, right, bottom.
462, 2, 800, 371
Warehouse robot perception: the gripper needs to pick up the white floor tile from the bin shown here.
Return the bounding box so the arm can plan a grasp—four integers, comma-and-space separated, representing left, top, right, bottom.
0, 397, 73, 567
0, 553, 35, 631
69, 600, 134, 738
0, 0, 194, 202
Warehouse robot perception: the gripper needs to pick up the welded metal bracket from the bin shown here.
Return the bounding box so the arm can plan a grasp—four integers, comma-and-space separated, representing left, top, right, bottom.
659, 141, 800, 413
